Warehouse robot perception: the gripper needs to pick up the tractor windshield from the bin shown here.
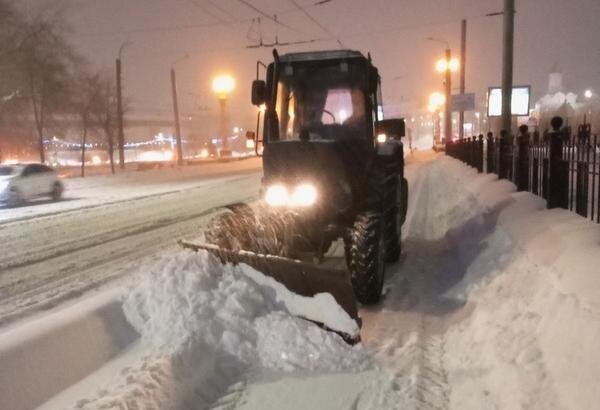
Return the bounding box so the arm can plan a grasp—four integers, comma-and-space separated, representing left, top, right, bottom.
274, 60, 370, 141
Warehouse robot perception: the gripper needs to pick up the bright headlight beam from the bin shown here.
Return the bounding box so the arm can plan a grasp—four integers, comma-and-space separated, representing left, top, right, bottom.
265, 184, 288, 206
290, 183, 317, 207
264, 183, 317, 207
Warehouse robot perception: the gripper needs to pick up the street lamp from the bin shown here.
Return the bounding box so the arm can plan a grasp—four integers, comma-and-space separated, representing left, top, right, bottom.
428, 37, 457, 144
584, 89, 593, 99
212, 74, 235, 157
428, 92, 446, 143
171, 54, 189, 166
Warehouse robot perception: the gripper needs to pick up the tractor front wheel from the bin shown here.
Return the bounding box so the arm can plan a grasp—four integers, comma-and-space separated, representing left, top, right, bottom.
345, 212, 386, 305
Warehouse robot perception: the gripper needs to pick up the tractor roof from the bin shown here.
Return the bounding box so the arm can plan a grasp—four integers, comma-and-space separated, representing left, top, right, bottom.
278, 49, 367, 63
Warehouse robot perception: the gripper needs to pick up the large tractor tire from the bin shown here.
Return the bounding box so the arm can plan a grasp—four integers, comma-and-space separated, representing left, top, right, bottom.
382, 172, 400, 263
345, 212, 386, 305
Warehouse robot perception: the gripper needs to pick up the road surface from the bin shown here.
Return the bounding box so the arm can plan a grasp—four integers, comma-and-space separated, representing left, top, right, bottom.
0, 158, 262, 326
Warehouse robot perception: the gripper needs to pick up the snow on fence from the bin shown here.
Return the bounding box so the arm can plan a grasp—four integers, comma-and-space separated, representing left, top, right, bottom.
446, 120, 600, 223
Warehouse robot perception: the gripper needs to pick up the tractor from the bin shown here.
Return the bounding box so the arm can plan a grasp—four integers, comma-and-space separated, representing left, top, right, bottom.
181, 49, 408, 337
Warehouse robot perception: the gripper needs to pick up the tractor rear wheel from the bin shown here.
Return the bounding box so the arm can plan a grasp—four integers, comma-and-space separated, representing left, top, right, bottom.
345, 212, 386, 305
382, 173, 400, 263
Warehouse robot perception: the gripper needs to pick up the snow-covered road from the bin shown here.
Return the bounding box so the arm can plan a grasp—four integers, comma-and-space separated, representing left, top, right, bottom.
3, 152, 600, 410
0, 158, 262, 326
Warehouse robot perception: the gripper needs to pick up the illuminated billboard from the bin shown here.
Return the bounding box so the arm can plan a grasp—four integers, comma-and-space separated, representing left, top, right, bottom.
487, 86, 531, 117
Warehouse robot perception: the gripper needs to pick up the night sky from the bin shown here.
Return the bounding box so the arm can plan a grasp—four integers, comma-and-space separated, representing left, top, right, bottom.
17, 0, 600, 128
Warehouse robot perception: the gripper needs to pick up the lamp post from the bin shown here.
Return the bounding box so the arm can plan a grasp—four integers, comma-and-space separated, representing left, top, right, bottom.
171, 54, 189, 166
428, 91, 446, 144
116, 41, 132, 169
212, 74, 235, 157
428, 37, 459, 144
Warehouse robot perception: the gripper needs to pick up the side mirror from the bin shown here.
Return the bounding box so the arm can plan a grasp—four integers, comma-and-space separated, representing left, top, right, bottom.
251, 80, 266, 106
376, 118, 406, 139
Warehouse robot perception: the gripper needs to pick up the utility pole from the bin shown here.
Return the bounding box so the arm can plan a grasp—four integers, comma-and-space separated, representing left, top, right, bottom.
170, 68, 184, 166
501, 0, 515, 135
116, 41, 131, 170
459, 19, 467, 139
444, 47, 452, 143
116, 58, 124, 169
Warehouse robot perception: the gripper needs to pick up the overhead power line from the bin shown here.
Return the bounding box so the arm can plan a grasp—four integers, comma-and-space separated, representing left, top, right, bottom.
235, 0, 305, 35
288, 0, 343, 47
187, 0, 230, 24
204, 0, 239, 22
78, 0, 333, 37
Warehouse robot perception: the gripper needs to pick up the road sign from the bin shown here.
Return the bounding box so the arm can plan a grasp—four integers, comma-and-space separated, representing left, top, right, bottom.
451, 93, 475, 112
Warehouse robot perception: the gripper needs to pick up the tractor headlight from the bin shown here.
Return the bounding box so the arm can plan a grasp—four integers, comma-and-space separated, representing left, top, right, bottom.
264, 183, 318, 207
290, 183, 317, 207
265, 184, 289, 207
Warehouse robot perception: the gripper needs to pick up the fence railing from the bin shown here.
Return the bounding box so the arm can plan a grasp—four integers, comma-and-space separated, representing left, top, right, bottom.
446, 120, 600, 224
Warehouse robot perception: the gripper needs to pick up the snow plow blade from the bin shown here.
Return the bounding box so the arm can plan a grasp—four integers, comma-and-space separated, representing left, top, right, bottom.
178, 240, 360, 331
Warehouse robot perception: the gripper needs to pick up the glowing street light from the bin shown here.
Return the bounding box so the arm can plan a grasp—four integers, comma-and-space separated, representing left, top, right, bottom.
584, 89, 593, 99
428, 92, 446, 142
435, 58, 460, 73
212, 74, 235, 157
212, 74, 235, 99
429, 92, 446, 108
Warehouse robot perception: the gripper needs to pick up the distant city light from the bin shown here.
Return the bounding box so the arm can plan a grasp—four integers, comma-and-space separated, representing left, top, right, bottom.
91, 155, 102, 165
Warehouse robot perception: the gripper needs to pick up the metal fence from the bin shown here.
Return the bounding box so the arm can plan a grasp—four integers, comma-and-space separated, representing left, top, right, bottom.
446, 121, 600, 223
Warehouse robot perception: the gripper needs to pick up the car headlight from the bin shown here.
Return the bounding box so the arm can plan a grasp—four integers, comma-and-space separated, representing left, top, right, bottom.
290, 183, 317, 207
377, 133, 387, 143
265, 184, 289, 207
264, 183, 318, 207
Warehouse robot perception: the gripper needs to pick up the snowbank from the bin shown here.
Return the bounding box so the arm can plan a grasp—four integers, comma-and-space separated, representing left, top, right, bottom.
70, 250, 369, 409
418, 157, 600, 409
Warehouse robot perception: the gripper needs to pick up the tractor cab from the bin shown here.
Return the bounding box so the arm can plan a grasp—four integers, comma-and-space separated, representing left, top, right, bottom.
250, 50, 401, 148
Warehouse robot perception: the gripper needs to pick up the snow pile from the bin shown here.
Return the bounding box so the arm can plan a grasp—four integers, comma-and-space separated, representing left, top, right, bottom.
71, 250, 368, 409
123, 250, 362, 365
423, 157, 600, 409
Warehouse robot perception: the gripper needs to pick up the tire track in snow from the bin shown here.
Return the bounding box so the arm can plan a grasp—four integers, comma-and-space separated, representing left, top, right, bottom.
361, 155, 452, 409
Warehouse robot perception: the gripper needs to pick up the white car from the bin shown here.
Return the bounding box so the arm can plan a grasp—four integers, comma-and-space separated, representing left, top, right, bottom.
0, 164, 64, 207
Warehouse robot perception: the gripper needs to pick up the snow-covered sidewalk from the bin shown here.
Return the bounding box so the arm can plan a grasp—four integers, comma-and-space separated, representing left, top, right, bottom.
3, 152, 600, 410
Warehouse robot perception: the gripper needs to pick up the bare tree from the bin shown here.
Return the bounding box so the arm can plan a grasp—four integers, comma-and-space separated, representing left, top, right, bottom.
9, 3, 81, 163
73, 72, 103, 177
91, 74, 120, 174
